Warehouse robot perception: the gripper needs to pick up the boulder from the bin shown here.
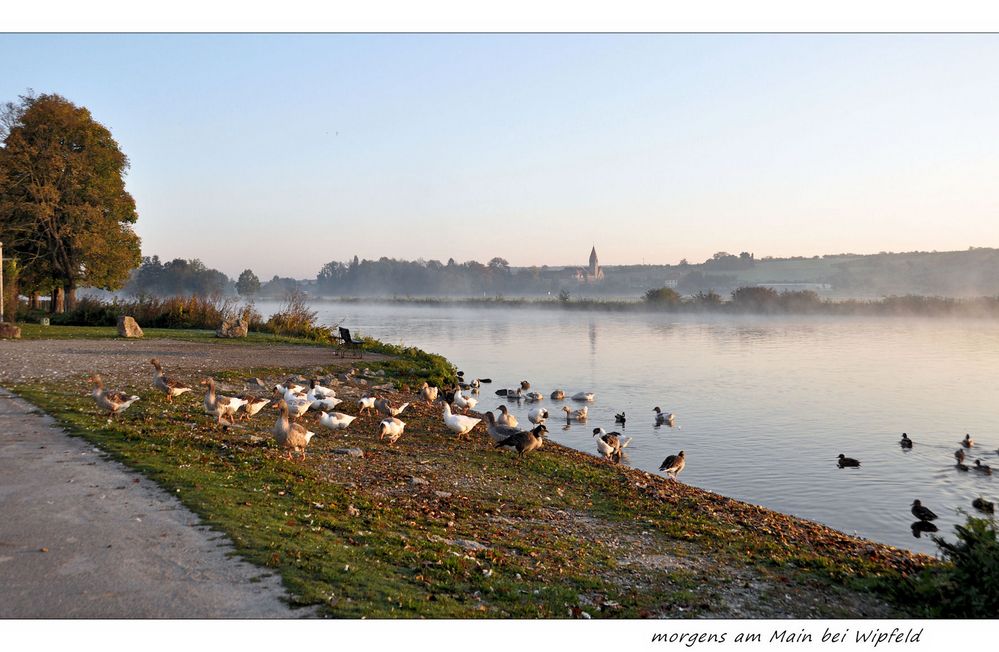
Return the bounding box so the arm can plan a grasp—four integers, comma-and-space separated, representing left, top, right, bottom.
0, 322, 21, 339
216, 317, 248, 338
116, 316, 143, 338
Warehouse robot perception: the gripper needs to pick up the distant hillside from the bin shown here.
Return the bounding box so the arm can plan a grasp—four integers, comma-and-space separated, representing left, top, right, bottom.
603, 248, 999, 299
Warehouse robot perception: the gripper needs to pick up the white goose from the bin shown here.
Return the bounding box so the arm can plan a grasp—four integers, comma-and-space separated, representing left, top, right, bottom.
495, 404, 519, 428
419, 382, 439, 405
357, 395, 376, 415
378, 417, 406, 445
453, 391, 478, 412
562, 405, 588, 422
571, 392, 595, 402
320, 411, 356, 431
310, 396, 343, 412
237, 395, 271, 420
274, 387, 311, 418
528, 407, 549, 425
442, 403, 481, 439
653, 407, 676, 427
307, 380, 336, 400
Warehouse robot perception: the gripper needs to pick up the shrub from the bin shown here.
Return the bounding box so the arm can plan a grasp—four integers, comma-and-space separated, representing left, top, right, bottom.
731, 286, 780, 310
259, 291, 335, 342
643, 287, 682, 305
896, 515, 999, 617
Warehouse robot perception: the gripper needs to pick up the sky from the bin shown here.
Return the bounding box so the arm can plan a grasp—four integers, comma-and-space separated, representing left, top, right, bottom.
2, 33, 998, 279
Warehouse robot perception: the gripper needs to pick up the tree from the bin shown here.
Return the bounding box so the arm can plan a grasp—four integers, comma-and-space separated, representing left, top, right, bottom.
0, 92, 140, 312
236, 269, 261, 296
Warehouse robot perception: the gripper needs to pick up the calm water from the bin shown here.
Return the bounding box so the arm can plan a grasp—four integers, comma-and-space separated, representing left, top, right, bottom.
260, 300, 999, 554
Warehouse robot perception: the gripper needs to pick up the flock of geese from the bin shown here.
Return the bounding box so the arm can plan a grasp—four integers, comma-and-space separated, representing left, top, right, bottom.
86, 361, 686, 478
835, 430, 996, 537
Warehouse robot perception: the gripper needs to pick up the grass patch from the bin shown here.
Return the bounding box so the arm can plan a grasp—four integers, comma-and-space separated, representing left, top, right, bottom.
15, 324, 329, 346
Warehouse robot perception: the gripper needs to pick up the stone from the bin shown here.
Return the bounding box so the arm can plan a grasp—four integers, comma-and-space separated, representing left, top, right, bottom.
216, 317, 248, 338
116, 316, 143, 338
0, 322, 21, 339
331, 448, 364, 458
409, 476, 429, 487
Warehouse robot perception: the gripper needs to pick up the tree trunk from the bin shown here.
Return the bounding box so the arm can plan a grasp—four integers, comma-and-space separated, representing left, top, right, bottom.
65, 285, 77, 311
29, 292, 40, 310
52, 286, 65, 314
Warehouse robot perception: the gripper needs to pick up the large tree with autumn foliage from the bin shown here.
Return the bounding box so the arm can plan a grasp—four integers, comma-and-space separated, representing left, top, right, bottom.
0, 92, 141, 311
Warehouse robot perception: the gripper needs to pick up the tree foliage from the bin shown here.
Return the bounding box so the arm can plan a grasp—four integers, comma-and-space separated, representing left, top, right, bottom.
236, 268, 261, 296
124, 256, 231, 297
0, 92, 141, 308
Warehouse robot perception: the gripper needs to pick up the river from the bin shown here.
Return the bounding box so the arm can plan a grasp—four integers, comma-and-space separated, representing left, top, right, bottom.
257, 299, 999, 554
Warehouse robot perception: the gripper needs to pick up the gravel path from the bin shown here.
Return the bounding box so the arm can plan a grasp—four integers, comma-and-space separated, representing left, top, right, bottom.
0, 337, 376, 385
0, 337, 368, 618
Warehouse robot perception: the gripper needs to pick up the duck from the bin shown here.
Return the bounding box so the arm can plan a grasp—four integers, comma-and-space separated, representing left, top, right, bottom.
419, 382, 439, 405
910, 499, 938, 522
310, 396, 343, 412
273, 387, 310, 418
483, 411, 521, 443
955, 448, 966, 464
442, 403, 481, 440
837, 453, 861, 468
237, 395, 271, 420
592, 427, 632, 462
615, 412, 626, 427
88, 375, 140, 419
659, 451, 686, 480
453, 391, 478, 412
378, 417, 406, 445
319, 411, 356, 431
495, 424, 547, 457
972, 497, 995, 514
653, 407, 675, 427
957, 462, 971, 472
899, 433, 913, 449
523, 391, 544, 403
202, 379, 247, 425
974, 459, 993, 475
496, 404, 519, 428
495, 383, 528, 398
550, 389, 565, 400
528, 407, 549, 425
571, 391, 595, 402
357, 395, 376, 415
562, 405, 588, 422
149, 359, 191, 402
375, 397, 410, 418
272, 399, 316, 459
962, 433, 974, 448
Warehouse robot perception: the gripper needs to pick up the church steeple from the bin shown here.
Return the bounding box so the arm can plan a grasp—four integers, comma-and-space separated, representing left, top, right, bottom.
589, 245, 598, 272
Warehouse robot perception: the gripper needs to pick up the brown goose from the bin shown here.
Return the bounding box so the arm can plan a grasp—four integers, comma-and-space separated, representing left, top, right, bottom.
955, 448, 966, 464
375, 397, 409, 418
659, 450, 686, 479
201, 378, 247, 426
592, 427, 632, 462
495, 424, 547, 457
550, 389, 565, 400
88, 375, 140, 419
272, 400, 316, 459
910, 499, 938, 522
149, 359, 192, 402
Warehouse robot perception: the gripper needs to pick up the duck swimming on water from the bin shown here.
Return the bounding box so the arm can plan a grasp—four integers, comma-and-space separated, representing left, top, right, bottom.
974, 459, 993, 475
962, 433, 974, 448
899, 433, 912, 449
837, 453, 860, 468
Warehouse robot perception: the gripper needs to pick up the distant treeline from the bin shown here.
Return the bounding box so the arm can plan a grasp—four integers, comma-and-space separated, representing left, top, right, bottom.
332, 286, 999, 319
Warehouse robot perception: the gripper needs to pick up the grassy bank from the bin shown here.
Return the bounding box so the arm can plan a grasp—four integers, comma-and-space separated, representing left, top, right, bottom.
2, 330, 934, 617
14, 324, 328, 346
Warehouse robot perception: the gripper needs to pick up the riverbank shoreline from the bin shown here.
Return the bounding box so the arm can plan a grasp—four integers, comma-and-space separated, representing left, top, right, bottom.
0, 328, 935, 617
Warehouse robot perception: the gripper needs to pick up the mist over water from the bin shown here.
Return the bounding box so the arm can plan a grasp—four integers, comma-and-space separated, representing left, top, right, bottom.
258, 300, 999, 554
